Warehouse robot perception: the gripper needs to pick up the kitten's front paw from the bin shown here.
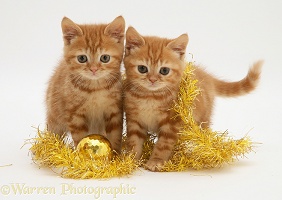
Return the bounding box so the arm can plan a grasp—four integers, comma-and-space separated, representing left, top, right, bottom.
145, 158, 165, 172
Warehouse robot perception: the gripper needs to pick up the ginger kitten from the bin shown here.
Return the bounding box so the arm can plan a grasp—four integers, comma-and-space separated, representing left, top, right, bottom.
123, 27, 262, 171
46, 16, 125, 152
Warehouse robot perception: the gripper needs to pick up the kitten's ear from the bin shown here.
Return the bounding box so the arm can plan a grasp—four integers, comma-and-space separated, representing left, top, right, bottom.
104, 16, 125, 43
61, 17, 83, 45
167, 34, 189, 58
125, 27, 145, 53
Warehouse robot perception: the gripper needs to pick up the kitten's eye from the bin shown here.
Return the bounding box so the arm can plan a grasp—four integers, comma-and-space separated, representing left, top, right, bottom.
77, 55, 88, 63
159, 67, 170, 75
138, 65, 148, 74
100, 54, 111, 63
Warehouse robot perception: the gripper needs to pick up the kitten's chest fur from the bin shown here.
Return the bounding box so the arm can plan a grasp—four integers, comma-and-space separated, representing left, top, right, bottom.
128, 94, 174, 132
84, 90, 110, 134
66, 76, 121, 134
139, 100, 163, 132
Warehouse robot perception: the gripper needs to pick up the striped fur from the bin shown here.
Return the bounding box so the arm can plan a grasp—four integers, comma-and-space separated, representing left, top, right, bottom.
123, 27, 262, 171
46, 16, 125, 152
192, 61, 263, 127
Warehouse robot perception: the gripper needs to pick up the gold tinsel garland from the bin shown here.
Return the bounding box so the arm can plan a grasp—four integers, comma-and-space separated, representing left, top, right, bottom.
29, 130, 140, 179
28, 62, 254, 178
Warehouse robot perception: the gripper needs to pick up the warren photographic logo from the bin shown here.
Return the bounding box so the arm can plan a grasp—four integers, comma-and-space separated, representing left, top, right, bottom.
0, 183, 136, 199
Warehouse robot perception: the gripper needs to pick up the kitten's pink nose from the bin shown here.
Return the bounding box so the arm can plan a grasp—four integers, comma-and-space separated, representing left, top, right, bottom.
91, 67, 98, 74
149, 78, 157, 83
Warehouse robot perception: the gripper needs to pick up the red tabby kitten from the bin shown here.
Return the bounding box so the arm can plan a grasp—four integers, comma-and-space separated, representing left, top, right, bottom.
123, 27, 262, 171
46, 16, 125, 152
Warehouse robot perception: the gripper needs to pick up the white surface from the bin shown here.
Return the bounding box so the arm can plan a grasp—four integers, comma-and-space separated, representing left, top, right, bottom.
1, 0, 281, 199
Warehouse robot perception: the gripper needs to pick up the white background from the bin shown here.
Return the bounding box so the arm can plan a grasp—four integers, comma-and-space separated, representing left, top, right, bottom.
1, 0, 281, 199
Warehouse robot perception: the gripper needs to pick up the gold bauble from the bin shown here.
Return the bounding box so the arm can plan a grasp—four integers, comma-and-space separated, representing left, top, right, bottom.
77, 134, 112, 160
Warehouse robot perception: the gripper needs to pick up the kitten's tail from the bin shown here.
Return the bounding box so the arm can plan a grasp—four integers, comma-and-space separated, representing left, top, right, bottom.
213, 60, 263, 97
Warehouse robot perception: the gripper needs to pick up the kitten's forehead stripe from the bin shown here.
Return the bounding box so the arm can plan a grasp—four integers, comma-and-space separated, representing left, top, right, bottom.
87, 26, 101, 55
146, 39, 165, 66
80, 24, 107, 55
